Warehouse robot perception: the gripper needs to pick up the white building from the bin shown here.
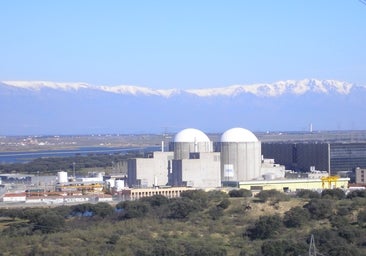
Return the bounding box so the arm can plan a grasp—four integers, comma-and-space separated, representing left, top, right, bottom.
220, 128, 262, 181
127, 151, 174, 188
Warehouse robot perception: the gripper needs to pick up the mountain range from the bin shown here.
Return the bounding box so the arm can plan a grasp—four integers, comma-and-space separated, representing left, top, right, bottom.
0, 79, 365, 135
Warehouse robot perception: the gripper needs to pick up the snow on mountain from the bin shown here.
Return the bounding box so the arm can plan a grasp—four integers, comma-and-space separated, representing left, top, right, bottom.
2, 80, 90, 91
0, 78, 365, 135
0, 79, 361, 97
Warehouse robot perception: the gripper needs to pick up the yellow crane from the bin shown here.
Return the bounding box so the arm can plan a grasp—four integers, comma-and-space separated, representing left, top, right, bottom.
321, 175, 340, 189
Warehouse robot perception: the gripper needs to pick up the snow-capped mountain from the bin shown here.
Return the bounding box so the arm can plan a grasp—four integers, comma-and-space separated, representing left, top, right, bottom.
1, 79, 360, 98
0, 79, 365, 135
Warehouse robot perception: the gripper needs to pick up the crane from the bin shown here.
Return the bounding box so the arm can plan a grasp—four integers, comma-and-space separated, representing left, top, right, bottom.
321, 175, 340, 189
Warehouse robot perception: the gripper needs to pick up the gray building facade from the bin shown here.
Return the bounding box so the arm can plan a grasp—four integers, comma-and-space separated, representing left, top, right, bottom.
262, 142, 366, 175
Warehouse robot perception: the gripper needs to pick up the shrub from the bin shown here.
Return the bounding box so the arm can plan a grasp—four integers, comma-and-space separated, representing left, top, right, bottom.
246, 214, 283, 240
228, 189, 252, 198
255, 189, 289, 202
168, 197, 200, 219
261, 240, 307, 256
206, 190, 229, 202
117, 201, 149, 219
180, 190, 208, 208
296, 189, 320, 199
283, 206, 310, 228
32, 212, 65, 233
208, 206, 224, 220
357, 209, 366, 227
217, 198, 230, 209
347, 189, 366, 199
321, 188, 346, 200
304, 199, 334, 219
140, 194, 169, 208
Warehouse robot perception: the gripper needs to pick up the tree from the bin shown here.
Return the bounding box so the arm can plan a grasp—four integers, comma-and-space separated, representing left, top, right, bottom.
321, 188, 346, 200
117, 201, 149, 219
228, 189, 252, 198
32, 212, 65, 233
261, 240, 307, 256
168, 197, 200, 219
91, 202, 114, 218
140, 194, 169, 208
283, 206, 310, 228
357, 209, 366, 227
255, 189, 289, 202
296, 189, 320, 199
180, 190, 208, 208
304, 199, 334, 219
246, 214, 282, 240
347, 189, 366, 199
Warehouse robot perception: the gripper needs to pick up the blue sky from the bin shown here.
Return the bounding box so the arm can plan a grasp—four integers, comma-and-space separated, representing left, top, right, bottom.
1, 0, 365, 89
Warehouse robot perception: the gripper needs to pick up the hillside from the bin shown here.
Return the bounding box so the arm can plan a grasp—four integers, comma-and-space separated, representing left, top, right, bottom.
0, 189, 365, 255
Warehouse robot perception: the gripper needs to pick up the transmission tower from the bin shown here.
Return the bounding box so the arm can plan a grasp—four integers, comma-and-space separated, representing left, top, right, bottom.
309, 234, 317, 256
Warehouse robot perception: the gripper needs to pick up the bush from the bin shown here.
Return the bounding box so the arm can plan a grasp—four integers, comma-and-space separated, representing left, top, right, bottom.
140, 194, 169, 208
261, 240, 307, 256
283, 206, 310, 228
117, 201, 149, 219
304, 199, 334, 219
208, 206, 224, 220
321, 189, 346, 200
311, 228, 350, 254
347, 189, 366, 199
206, 190, 229, 202
168, 197, 200, 219
246, 214, 282, 240
228, 189, 252, 198
180, 190, 208, 208
357, 209, 366, 227
217, 198, 230, 209
32, 212, 65, 233
296, 189, 320, 199
255, 189, 289, 202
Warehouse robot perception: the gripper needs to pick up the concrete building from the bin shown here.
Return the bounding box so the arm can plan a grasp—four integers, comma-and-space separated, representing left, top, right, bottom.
127, 151, 174, 188
170, 128, 221, 188
355, 167, 366, 184
127, 127, 286, 189
238, 178, 350, 192
262, 142, 366, 175
172, 128, 213, 159
171, 152, 221, 188
219, 128, 262, 182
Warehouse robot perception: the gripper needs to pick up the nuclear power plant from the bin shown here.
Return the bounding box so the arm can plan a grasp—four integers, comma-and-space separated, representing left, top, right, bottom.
1, 128, 354, 204
127, 127, 286, 189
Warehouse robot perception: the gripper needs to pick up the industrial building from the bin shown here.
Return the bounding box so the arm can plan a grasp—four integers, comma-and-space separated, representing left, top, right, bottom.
219, 127, 262, 181
238, 177, 350, 192
127, 127, 285, 189
262, 142, 366, 175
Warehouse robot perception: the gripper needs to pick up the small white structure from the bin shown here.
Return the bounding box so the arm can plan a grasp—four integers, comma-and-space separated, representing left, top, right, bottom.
2, 192, 26, 202
58, 171, 68, 183
115, 180, 125, 191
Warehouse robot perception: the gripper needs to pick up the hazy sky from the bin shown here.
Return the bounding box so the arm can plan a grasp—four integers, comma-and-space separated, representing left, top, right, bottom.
1, 0, 365, 89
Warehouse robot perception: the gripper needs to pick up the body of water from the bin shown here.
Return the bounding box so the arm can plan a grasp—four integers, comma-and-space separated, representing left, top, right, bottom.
0, 146, 160, 164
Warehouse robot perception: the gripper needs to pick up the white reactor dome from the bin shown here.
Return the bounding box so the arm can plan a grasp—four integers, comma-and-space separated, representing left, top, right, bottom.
221, 127, 258, 143
174, 128, 210, 143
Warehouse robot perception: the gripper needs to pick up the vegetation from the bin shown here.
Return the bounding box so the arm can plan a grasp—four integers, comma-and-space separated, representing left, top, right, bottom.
0, 189, 365, 255
0, 152, 143, 175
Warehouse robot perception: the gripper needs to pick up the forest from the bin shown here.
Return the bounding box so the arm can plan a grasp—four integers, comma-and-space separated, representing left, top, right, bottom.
0, 188, 365, 255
